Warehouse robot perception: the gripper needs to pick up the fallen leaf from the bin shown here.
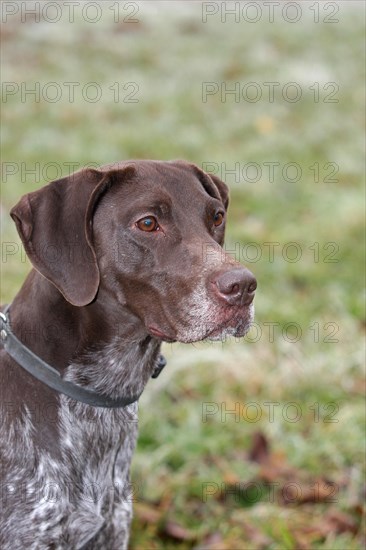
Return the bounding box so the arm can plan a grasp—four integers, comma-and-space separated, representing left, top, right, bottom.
134, 502, 161, 524
223, 471, 241, 485
193, 532, 224, 549
322, 510, 359, 535
161, 521, 197, 541
241, 520, 273, 549
281, 478, 338, 505
248, 431, 270, 464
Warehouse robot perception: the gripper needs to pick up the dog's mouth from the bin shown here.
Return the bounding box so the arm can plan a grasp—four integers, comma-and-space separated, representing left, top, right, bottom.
148, 303, 254, 344
205, 317, 252, 341
204, 305, 254, 341
148, 325, 177, 343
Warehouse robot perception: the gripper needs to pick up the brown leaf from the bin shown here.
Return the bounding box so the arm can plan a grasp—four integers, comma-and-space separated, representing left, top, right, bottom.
292, 529, 324, 549
257, 450, 297, 484
299, 509, 360, 540
257, 462, 282, 483
194, 532, 224, 549
134, 502, 161, 524
322, 510, 359, 535
223, 471, 241, 485
281, 479, 338, 505
248, 431, 270, 464
241, 520, 273, 549
157, 489, 173, 512
161, 521, 197, 541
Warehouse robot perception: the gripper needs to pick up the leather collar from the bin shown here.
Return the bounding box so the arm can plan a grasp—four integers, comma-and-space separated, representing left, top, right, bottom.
0, 305, 166, 408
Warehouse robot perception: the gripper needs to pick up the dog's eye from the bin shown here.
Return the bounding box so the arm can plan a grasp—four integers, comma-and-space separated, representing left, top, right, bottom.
213, 212, 224, 227
136, 216, 160, 232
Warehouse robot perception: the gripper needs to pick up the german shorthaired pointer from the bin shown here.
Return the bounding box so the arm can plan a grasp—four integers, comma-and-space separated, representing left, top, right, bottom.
0, 160, 256, 549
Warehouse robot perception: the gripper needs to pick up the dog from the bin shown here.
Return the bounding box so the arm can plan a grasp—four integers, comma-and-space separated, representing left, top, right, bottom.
0, 160, 256, 549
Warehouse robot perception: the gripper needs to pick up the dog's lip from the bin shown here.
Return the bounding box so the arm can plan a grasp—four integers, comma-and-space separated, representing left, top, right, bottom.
148, 325, 176, 343
204, 307, 253, 339
148, 304, 253, 343
206, 321, 250, 339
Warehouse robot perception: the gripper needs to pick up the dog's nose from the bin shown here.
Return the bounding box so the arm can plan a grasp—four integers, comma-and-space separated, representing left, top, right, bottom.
213, 268, 257, 306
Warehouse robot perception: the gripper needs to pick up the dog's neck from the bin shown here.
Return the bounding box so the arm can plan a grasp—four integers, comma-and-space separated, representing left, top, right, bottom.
9, 269, 160, 402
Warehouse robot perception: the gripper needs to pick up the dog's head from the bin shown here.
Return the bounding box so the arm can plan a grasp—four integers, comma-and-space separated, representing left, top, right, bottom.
11, 160, 256, 343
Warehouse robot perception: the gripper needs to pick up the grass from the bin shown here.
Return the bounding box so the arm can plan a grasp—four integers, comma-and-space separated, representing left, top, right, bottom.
1, 2, 365, 548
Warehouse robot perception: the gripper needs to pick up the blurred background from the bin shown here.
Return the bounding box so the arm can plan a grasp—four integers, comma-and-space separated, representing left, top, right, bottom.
1, 1, 365, 548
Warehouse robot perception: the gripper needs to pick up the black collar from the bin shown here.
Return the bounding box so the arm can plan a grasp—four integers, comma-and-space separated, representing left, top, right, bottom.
0, 305, 166, 409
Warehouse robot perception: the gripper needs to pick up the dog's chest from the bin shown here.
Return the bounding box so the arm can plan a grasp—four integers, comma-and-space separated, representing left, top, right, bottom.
1, 337, 158, 549
56, 337, 157, 496
33, 403, 138, 549
1, 402, 138, 550
53, 389, 140, 546
59, 398, 139, 498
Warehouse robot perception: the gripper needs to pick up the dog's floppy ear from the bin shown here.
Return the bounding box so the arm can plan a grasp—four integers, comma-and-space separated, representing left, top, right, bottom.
10, 167, 135, 307
207, 173, 229, 211
177, 161, 230, 211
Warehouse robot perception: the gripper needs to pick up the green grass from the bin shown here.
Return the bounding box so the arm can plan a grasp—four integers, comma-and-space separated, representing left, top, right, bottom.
1, 2, 365, 549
